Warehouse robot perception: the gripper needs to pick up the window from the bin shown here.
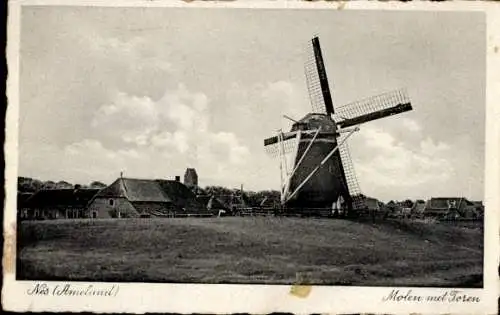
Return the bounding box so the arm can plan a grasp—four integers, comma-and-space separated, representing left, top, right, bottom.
109, 199, 115, 206
92, 211, 97, 219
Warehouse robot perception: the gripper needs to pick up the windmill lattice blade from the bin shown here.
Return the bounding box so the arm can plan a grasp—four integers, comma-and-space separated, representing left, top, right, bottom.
304, 39, 329, 114
335, 89, 412, 128
337, 137, 367, 210
264, 132, 297, 146
264, 138, 298, 158
338, 136, 362, 197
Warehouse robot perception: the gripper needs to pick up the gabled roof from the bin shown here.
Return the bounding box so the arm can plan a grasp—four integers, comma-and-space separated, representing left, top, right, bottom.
155, 180, 205, 211
125, 179, 172, 202
25, 189, 100, 208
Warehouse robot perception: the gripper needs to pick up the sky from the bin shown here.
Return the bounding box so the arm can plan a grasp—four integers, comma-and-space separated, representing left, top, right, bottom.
18, 7, 486, 202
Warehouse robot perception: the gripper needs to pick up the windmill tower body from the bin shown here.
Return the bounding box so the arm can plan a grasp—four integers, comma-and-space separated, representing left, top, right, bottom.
286, 114, 351, 209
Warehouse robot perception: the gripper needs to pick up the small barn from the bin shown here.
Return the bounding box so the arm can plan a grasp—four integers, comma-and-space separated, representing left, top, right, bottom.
86, 177, 211, 218
23, 188, 100, 220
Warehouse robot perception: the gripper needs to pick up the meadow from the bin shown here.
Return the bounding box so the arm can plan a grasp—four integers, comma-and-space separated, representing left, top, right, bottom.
17, 217, 483, 287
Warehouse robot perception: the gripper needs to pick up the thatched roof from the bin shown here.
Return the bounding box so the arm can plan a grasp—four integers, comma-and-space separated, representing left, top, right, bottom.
95, 178, 171, 202
156, 180, 206, 212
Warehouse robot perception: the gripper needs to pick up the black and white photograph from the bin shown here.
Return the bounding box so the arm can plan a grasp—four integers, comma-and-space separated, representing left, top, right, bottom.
4, 1, 499, 314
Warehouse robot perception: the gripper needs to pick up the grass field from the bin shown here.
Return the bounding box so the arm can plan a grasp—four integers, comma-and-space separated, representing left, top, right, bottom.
17, 217, 483, 287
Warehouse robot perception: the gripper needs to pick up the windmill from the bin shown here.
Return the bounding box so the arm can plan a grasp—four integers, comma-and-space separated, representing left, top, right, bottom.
263, 36, 413, 216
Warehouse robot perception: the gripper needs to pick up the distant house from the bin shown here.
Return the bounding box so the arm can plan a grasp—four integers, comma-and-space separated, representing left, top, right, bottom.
470, 201, 485, 218
86, 177, 211, 218
197, 195, 230, 215
23, 188, 100, 220
400, 207, 412, 217
424, 197, 479, 219
196, 195, 229, 213
364, 197, 381, 212
411, 199, 426, 217
259, 196, 281, 209
219, 191, 252, 211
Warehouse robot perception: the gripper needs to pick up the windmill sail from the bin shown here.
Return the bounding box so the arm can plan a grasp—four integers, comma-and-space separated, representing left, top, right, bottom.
264, 132, 299, 157
338, 138, 366, 210
305, 36, 334, 115
264, 130, 338, 156
336, 89, 412, 128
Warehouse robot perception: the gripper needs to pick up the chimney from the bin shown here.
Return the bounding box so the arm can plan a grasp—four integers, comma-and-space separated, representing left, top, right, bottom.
175, 176, 180, 182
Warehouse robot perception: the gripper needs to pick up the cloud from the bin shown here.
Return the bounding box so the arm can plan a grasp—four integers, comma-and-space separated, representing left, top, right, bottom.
260, 80, 309, 125
72, 84, 250, 187
401, 117, 422, 132
351, 125, 455, 201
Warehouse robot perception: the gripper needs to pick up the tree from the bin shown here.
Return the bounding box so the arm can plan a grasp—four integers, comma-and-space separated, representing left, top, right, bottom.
56, 181, 73, 189
90, 181, 107, 189
402, 199, 414, 208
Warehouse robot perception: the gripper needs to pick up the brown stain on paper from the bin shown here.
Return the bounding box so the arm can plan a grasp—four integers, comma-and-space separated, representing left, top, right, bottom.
3, 222, 16, 274
290, 272, 313, 298
494, 46, 499, 54
289, 284, 312, 298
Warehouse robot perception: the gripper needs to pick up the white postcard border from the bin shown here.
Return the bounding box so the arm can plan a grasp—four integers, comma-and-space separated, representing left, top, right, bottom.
3, 1, 499, 314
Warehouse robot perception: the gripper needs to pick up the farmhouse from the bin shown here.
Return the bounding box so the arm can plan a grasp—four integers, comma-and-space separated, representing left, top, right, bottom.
86, 177, 210, 218
22, 188, 100, 220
